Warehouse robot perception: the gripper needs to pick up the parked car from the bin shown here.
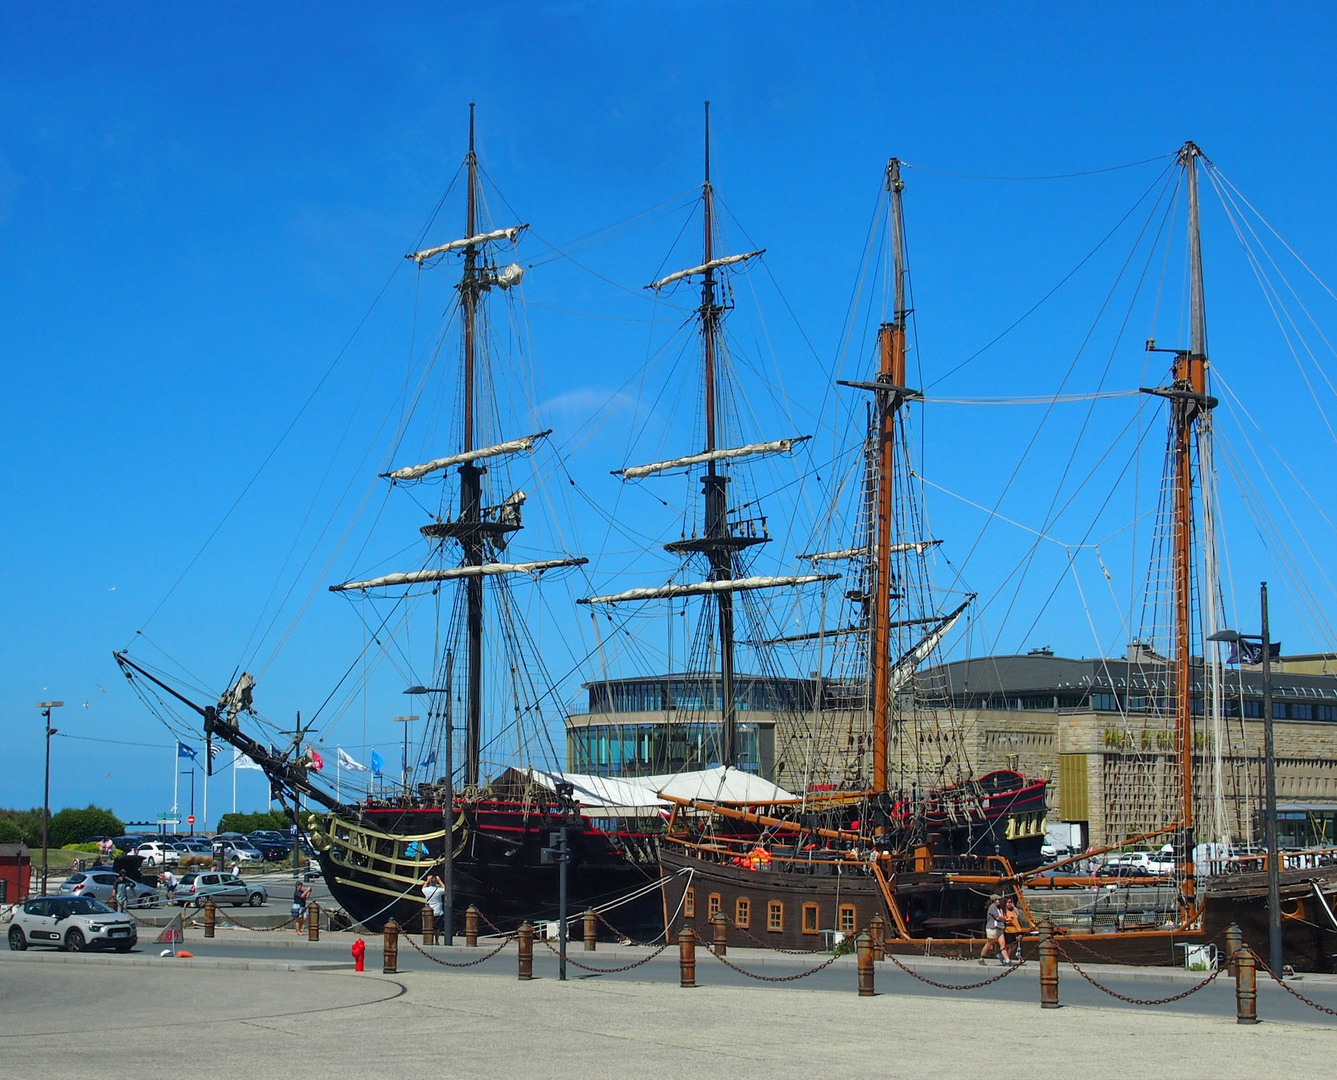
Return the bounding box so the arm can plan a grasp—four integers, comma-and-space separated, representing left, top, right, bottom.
215, 841, 264, 864
8, 895, 138, 953
210, 833, 247, 855
134, 841, 180, 867
59, 871, 160, 908
174, 840, 213, 859
173, 872, 267, 907
246, 834, 292, 861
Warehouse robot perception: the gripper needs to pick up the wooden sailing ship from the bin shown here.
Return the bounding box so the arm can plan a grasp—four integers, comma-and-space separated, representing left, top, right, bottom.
117, 107, 667, 937
653, 153, 1050, 951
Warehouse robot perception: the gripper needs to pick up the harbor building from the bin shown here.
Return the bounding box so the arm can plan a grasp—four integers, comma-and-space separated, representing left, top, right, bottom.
566, 647, 1337, 849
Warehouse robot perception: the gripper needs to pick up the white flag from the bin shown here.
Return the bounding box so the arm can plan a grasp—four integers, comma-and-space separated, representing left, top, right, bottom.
338, 746, 369, 772
233, 746, 262, 771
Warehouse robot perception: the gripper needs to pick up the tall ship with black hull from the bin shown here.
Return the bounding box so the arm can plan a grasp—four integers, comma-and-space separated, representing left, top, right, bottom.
117, 109, 665, 936
656, 157, 1050, 951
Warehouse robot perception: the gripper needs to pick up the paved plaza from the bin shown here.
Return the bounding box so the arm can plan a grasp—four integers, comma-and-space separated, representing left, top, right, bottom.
2, 939, 1335, 1080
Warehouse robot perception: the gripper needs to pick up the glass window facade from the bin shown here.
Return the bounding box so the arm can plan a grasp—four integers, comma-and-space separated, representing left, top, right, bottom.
567, 720, 764, 776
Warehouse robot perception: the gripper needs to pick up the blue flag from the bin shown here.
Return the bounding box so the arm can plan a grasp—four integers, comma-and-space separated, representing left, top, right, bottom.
420, 750, 437, 768
370, 750, 384, 774
177, 742, 198, 761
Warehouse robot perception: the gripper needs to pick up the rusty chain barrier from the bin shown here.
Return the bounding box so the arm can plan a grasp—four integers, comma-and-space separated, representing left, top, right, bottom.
881, 949, 1027, 990
538, 934, 674, 973
206, 908, 302, 932
1255, 955, 1337, 1019
403, 930, 516, 968
699, 936, 842, 982
1052, 940, 1225, 1005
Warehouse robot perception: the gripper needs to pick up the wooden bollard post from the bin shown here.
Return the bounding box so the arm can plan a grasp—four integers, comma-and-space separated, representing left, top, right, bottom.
383, 919, 400, 974
1235, 945, 1259, 1024
1038, 920, 1059, 1009
308, 901, 320, 941
583, 908, 597, 951
857, 929, 875, 997
679, 926, 697, 988
465, 905, 479, 947
517, 921, 534, 981
203, 899, 216, 938
712, 911, 728, 956
869, 914, 885, 961
421, 904, 435, 946
1225, 922, 1243, 977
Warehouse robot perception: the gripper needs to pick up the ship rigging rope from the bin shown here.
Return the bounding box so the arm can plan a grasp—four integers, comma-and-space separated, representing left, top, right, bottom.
920, 390, 1140, 405
902, 153, 1176, 182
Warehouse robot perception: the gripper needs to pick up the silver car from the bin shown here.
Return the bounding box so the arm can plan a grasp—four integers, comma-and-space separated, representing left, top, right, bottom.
173, 872, 267, 907
59, 870, 160, 908
8, 895, 138, 952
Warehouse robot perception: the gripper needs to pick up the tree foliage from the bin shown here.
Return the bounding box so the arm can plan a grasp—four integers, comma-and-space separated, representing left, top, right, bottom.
216, 810, 290, 835
49, 806, 124, 848
0, 808, 45, 848
0, 817, 28, 846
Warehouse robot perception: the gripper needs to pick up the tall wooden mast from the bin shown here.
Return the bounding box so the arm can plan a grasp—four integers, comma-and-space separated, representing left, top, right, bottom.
871, 160, 909, 792
459, 103, 485, 787
698, 101, 738, 766
1145, 141, 1213, 909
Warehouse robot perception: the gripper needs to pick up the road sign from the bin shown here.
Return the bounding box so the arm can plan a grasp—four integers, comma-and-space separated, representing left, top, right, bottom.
187, 815, 196, 825
156, 813, 181, 823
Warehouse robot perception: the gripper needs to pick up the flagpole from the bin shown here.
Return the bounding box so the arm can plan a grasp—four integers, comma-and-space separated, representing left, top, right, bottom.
173, 744, 179, 820
232, 756, 238, 815
203, 766, 209, 835
336, 746, 342, 803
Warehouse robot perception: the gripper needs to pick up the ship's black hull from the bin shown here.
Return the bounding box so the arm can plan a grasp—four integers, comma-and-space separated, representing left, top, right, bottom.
312, 799, 665, 939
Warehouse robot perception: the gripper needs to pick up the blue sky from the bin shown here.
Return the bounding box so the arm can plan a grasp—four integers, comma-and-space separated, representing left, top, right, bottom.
4, 2, 1337, 825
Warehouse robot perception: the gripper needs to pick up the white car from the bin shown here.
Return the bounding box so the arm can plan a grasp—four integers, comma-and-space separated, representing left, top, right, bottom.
215, 841, 263, 863
8, 895, 138, 952
134, 841, 180, 867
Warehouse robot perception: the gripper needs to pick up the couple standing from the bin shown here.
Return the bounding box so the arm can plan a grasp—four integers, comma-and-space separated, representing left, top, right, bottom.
979, 895, 1023, 965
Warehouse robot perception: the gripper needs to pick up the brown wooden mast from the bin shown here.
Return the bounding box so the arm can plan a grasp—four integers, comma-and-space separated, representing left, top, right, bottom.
871, 160, 910, 792
1145, 140, 1214, 910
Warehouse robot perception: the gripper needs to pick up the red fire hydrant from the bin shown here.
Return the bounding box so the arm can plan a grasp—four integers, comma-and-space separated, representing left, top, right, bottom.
351, 938, 366, 972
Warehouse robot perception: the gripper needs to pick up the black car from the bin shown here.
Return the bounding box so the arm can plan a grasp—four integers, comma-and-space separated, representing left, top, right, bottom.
246, 834, 292, 861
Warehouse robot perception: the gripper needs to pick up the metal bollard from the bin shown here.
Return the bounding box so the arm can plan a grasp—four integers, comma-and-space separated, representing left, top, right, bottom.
1225, 922, 1243, 977
869, 914, 885, 962
712, 911, 728, 956
517, 921, 534, 981
583, 908, 597, 952
1038, 920, 1060, 1009
204, 899, 216, 938
422, 904, 435, 946
465, 905, 479, 947
308, 901, 321, 941
857, 930, 875, 997
383, 919, 400, 974
679, 926, 697, 988
1235, 945, 1258, 1024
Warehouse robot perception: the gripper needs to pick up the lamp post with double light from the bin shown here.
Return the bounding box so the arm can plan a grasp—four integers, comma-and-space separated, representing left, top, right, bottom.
405, 682, 453, 945
1209, 581, 1282, 976
35, 701, 63, 896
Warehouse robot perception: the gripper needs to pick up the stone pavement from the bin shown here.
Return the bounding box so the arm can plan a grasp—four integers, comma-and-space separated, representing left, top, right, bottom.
1, 950, 1333, 1080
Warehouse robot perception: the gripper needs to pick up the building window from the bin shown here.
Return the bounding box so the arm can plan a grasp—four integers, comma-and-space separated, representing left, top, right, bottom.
767, 900, 784, 932
838, 905, 856, 933
683, 889, 695, 918
801, 902, 820, 934
707, 893, 721, 919
735, 897, 751, 928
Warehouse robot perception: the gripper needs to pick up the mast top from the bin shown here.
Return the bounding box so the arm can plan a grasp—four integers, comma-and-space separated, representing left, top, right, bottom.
1178, 140, 1202, 164
469, 102, 476, 156
886, 158, 904, 193
704, 100, 711, 189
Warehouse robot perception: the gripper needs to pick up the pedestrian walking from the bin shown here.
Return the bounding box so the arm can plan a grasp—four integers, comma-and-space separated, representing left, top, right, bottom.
978, 895, 1011, 964
292, 880, 312, 933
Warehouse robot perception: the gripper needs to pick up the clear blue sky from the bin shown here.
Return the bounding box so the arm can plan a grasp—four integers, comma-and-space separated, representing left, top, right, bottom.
4, 2, 1337, 826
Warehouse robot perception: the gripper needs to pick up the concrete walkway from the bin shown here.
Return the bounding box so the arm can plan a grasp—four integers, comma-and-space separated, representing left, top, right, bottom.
2, 948, 1334, 1080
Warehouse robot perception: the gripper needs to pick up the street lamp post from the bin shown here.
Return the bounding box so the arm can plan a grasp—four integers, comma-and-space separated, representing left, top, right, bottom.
406, 683, 453, 945
35, 701, 63, 897
1209, 581, 1283, 976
